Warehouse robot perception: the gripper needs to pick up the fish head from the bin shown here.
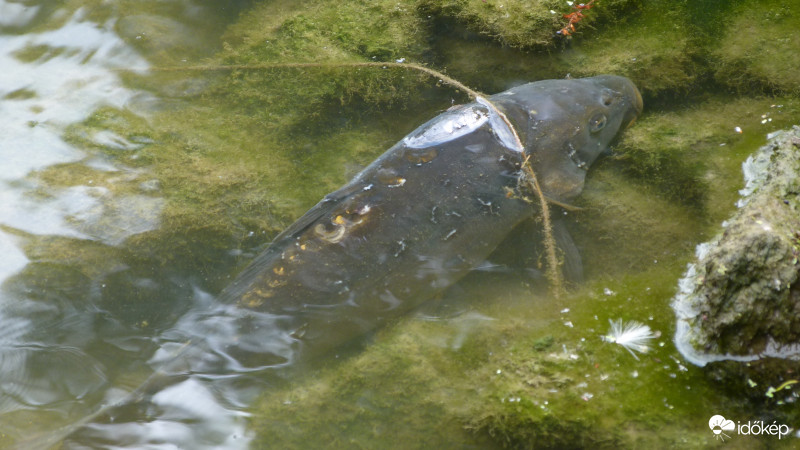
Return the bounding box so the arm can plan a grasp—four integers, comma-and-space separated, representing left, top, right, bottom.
492, 75, 642, 202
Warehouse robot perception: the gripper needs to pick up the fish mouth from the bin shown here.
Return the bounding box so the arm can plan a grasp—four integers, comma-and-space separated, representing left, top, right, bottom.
633, 84, 644, 115
625, 83, 644, 129
611, 79, 643, 131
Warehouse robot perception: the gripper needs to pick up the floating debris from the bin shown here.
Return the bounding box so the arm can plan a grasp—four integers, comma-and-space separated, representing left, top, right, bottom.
766, 379, 798, 398
601, 319, 656, 360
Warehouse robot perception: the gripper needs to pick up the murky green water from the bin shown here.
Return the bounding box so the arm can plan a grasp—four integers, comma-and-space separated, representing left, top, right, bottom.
1, 0, 798, 448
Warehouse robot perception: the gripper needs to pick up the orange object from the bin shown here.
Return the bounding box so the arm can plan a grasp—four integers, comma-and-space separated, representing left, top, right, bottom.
557, 0, 596, 37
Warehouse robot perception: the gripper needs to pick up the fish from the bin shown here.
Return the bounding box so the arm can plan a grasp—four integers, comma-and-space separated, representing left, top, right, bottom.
16, 75, 642, 449
218, 75, 642, 362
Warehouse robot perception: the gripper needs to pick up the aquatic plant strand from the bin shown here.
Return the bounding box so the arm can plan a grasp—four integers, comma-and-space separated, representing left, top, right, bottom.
149, 61, 483, 100
138, 61, 564, 296
522, 155, 563, 297
476, 97, 564, 297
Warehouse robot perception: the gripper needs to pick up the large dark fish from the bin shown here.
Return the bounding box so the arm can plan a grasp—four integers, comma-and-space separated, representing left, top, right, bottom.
219, 75, 642, 363
20, 75, 641, 449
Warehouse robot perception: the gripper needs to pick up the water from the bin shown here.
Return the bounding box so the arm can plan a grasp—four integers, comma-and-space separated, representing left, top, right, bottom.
1, 0, 799, 448
0, 1, 256, 447
0, 1, 153, 424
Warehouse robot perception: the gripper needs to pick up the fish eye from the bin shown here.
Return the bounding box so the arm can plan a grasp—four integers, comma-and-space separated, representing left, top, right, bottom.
588, 113, 607, 133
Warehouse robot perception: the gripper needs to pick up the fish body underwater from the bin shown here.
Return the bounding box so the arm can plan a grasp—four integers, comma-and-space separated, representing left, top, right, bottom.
220, 75, 642, 362
19, 75, 641, 449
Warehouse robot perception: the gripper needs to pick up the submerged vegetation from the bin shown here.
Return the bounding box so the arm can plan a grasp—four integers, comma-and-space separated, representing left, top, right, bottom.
6, 0, 800, 447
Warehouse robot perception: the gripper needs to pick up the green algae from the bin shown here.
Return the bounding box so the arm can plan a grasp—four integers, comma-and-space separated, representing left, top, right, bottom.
418, 0, 567, 49
713, 0, 800, 95
421, 0, 641, 49
561, 95, 799, 283
221, 0, 430, 65
555, 5, 701, 99
3, 87, 37, 100
606, 96, 800, 212
247, 262, 768, 448
248, 252, 799, 448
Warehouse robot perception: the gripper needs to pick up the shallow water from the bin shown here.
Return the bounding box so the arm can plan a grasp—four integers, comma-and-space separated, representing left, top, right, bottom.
0, 1, 256, 447
1, 0, 799, 449
0, 2, 153, 421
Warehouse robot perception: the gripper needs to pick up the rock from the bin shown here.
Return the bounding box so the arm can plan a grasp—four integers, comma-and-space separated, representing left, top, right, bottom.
673, 126, 800, 401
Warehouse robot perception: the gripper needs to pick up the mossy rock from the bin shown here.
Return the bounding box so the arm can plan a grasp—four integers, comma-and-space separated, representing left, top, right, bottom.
713, 0, 800, 95
418, 0, 612, 49
673, 127, 800, 401
554, 3, 701, 99
222, 0, 431, 64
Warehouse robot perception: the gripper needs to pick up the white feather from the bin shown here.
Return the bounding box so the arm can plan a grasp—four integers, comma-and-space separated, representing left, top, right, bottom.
601, 319, 656, 360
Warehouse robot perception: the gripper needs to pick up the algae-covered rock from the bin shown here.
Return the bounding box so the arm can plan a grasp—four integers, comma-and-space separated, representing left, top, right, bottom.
713, 0, 800, 95
673, 126, 800, 401
553, 2, 700, 99
418, 0, 639, 49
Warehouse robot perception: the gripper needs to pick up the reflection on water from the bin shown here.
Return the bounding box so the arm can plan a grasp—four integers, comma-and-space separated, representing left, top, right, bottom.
66, 288, 314, 448
0, 4, 151, 242
0, 0, 149, 423
0, 1, 248, 447
0, 1, 38, 28
0, 1, 148, 441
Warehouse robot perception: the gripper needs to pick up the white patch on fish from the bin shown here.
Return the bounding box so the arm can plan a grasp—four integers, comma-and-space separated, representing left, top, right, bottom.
403, 105, 488, 148
476, 97, 524, 152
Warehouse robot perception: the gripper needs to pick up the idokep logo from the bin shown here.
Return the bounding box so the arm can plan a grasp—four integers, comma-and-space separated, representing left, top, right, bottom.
708, 415, 735, 441
708, 414, 791, 442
